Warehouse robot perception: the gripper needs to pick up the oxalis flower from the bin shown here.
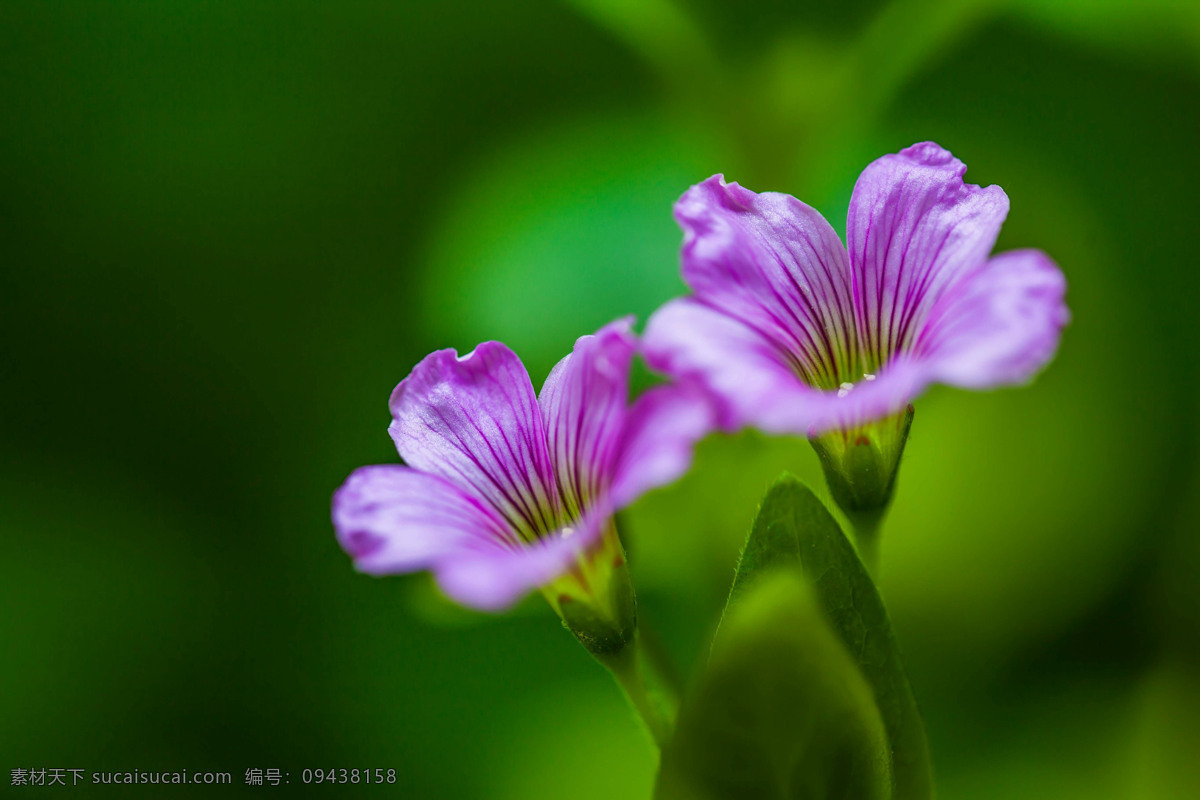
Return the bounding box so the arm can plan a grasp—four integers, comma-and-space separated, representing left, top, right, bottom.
332, 318, 710, 657
644, 142, 1068, 522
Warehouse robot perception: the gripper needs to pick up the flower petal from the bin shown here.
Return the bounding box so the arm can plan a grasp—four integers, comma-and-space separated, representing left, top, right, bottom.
643, 298, 802, 432
644, 298, 928, 436
435, 502, 612, 612
675, 175, 859, 388
609, 382, 715, 508
916, 249, 1069, 387
538, 318, 637, 517
389, 342, 561, 540
847, 142, 1010, 370
332, 464, 514, 576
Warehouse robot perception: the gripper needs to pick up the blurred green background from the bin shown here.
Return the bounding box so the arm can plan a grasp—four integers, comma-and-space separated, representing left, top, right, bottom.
3, 1, 1199, 797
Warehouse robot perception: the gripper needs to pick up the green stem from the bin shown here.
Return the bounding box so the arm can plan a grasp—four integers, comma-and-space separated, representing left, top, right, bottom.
636, 618, 685, 709
848, 507, 886, 577
602, 634, 674, 750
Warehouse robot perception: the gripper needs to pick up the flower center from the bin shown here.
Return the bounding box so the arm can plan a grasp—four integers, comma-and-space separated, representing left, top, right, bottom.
777, 309, 891, 393
835, 373, 877, 397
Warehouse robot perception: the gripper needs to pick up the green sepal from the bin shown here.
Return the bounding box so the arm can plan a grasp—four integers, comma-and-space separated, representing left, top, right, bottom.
544, 526, 639, 663
810, 404, 914, 524
656, 570, 892, 800
556, 560, 637, 662
721, 474, 934, 800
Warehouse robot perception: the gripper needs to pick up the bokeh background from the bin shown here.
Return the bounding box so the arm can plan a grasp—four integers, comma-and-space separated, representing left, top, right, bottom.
3, 1, 1199, 797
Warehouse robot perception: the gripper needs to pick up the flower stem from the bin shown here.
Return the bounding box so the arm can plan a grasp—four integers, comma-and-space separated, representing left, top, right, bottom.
601, 634, 674, 750
636, 617, 685, 709
848, 507, 886, 576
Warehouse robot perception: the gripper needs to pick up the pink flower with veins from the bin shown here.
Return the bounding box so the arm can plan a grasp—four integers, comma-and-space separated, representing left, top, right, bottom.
644, 142, 1069, 439
333, 318, 711, 623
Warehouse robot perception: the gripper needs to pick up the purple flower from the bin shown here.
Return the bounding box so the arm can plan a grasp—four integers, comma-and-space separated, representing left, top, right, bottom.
332, 318, 710, 628
643, 142, 1069, 440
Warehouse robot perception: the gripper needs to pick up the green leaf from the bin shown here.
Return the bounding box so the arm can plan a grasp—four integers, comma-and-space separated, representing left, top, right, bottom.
656, 570, 892, 800
723, 474, 934, 800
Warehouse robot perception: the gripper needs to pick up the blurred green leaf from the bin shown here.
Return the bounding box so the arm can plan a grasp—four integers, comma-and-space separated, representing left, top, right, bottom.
484, 677, 658, 800
723, 474, 933, 800
657, 570, 892, 800
1011, 0, 1200, 64
560, 0, 720, 91
417, 113, 714, 381
1128, 661, 1200, 799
